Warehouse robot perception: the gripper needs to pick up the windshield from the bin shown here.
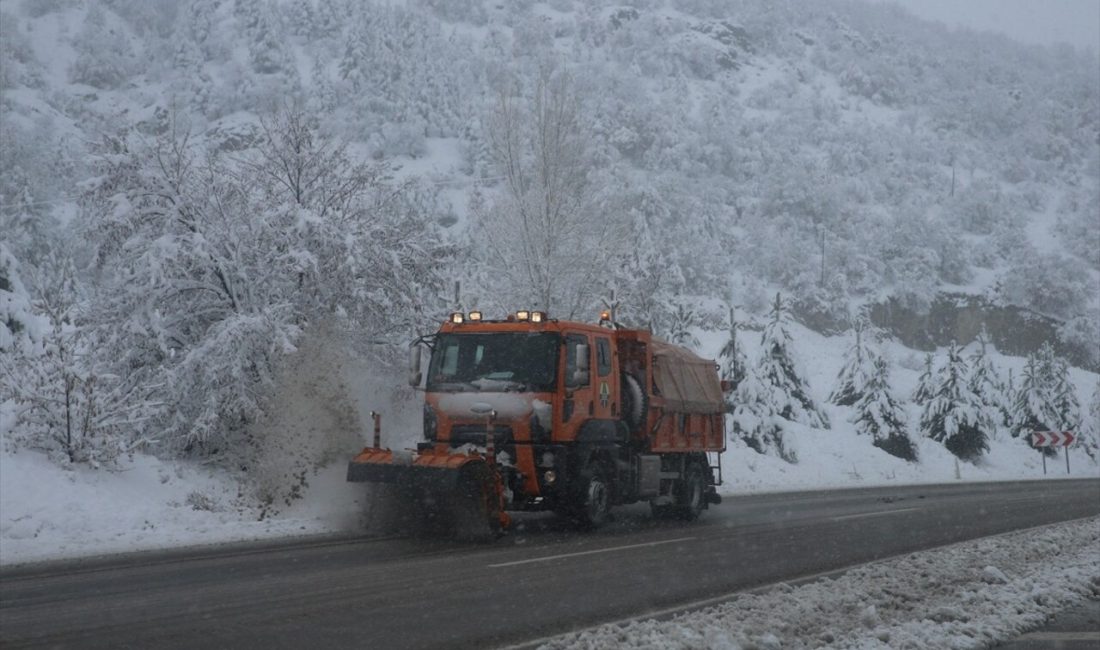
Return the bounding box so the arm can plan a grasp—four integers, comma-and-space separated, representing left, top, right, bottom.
426, 332, 561, 392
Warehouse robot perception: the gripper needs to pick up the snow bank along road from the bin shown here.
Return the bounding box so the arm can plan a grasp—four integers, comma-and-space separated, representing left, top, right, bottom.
1, 480, 1097, 649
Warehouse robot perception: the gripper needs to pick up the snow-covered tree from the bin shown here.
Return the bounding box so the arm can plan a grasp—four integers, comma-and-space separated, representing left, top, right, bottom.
717, 306, 748, 398
248, 2, 288, 75
472, 68, 626, 318
1010, 353, 1058, 446
1081, 380, 1100, 461
79, 109, 452, 456
69, 4, 138, 88
756, 293, 829, 429
852, 355, 916, 461
729, 366, 793, 462
912, 353, 937, 406
920, 342, 989, 461
603, 186, 686, 332
2, 250, 152, 464
664, 300, 702, 348
0, 243, 45, 355
1049, 357, 1080, 433
285, 0, 315, 38
829, 320, 877, 406
1010, 342, 1080, 456
967, 335, 1007, 439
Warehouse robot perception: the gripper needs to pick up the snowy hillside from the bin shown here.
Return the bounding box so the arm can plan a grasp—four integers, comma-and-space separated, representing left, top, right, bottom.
2, 0, 1099, 564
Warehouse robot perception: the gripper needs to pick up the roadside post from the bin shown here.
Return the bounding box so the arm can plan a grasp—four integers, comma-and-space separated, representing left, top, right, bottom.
1031, 431, 1076, 475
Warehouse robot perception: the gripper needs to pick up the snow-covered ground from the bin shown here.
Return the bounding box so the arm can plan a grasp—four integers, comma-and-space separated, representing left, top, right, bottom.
538, 516, 1100, 650
0, 447, 370, 566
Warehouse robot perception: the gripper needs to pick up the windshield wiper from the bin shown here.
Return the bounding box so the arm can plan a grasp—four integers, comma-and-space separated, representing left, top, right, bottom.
431, 381, 477, 392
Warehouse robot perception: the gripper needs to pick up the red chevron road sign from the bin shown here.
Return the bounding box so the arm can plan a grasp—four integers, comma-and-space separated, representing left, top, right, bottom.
1031, 431, 1076, 447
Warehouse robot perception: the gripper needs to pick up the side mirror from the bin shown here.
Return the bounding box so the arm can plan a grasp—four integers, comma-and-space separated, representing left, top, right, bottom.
408, 344, 423, 387
572, 343, 589, 385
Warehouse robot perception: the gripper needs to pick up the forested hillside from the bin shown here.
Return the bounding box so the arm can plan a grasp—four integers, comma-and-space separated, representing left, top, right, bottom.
2, 0, 1098, 492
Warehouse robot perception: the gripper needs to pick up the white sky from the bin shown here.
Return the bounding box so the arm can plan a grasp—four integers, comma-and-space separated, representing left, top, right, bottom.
868, 0, 1100, 52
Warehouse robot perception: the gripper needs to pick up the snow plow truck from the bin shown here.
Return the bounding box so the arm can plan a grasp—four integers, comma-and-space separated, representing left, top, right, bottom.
347, 310, 727, 538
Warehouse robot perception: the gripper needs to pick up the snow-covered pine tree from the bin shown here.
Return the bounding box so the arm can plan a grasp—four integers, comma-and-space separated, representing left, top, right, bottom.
69, 4, 138, 89
920, 342, 989, 461
851, 355, 916, 461
1010, 353, 1058, 446
665, 300, 701, 348
729, 365, 794, 462
967, 334, 1006, 440
756, 293, 829, 429
1049, 356, 1080, 433
912, 353, 936, 406
285, 0, 315, 38
0, 243, 45, 355
829, 319, 877, 406
248, 2, 288, 75
604, 188, 685, 333
1082, 379, 1100, 461
717, 306, 747, 399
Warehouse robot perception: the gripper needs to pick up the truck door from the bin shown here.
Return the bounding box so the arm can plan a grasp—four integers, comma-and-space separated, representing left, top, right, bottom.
593, 335, 617, 421
561, 333, 595, 440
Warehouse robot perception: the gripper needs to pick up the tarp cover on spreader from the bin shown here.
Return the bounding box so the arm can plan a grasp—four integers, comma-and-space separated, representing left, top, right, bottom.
651, 339, 723, 414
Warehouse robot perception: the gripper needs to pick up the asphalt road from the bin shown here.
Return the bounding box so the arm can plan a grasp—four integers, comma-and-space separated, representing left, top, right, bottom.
2, 479, 1098, 649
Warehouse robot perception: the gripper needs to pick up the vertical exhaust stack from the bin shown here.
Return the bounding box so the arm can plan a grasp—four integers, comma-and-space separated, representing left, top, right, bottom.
370, 411, 382, 449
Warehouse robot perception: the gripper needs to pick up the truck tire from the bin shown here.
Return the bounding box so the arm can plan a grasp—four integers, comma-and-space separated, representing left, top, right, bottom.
675, 462, 706, 521
573, 467, 611, 529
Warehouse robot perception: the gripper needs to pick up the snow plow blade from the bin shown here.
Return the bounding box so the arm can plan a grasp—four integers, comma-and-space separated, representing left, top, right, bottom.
347, 447, 508, 541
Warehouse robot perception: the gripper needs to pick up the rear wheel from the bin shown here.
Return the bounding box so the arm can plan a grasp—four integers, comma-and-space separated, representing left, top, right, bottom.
573, 467, 611, 529
675, 463, 706, 521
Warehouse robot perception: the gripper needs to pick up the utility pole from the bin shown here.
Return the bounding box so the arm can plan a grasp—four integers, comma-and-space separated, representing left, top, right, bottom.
729, 306, 738, 382
855, 320, 862, 366
819, 226, 826, 286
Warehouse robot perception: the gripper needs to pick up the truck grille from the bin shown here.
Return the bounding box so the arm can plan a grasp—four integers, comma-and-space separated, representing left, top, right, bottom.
448, 424, 514, 446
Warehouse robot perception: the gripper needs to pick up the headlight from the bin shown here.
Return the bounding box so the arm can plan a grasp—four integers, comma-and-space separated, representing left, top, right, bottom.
543, 470, 557, 485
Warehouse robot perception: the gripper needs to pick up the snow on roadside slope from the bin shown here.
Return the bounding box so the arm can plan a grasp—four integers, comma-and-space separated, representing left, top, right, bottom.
695, 321, 1100, 495
0, 446, 369, 566
540, 517, 1100, 650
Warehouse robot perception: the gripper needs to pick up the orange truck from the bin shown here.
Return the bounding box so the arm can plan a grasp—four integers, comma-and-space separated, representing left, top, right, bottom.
347, 310, 726, 537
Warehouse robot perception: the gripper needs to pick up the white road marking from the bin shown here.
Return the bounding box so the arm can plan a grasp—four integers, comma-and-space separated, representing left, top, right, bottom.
489, 536, 697, 568
832, 507, 922, 521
